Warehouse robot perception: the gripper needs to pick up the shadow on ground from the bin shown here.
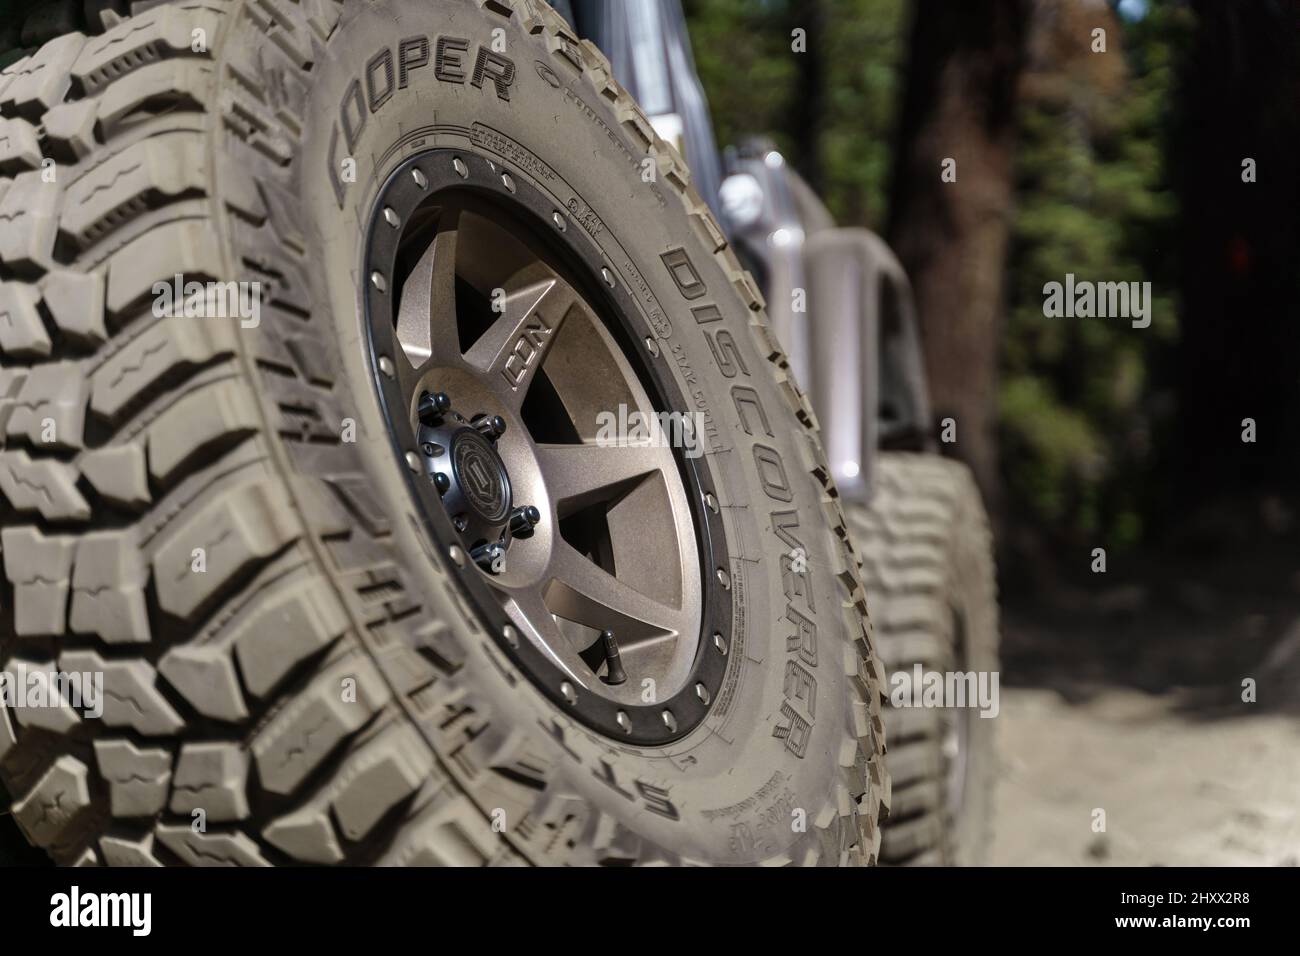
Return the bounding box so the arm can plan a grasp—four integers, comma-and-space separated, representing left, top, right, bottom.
991, 505, 1300, 865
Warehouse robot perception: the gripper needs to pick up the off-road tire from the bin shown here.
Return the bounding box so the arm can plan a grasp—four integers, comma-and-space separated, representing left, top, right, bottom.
848, 452, 997, 865
0, 0, 887, 865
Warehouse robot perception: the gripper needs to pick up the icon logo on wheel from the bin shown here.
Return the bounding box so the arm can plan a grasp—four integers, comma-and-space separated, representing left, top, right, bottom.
453, 430, 511, 523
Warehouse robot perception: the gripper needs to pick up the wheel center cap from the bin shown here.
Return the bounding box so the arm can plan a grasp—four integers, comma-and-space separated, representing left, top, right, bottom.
412, 390, 537, 570
452, 428, 512, 523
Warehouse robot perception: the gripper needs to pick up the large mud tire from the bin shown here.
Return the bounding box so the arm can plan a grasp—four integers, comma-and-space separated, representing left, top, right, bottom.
0, 0, 887, 866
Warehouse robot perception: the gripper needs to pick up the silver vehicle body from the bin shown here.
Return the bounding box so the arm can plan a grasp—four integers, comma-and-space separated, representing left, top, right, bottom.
562, 0, 934, 501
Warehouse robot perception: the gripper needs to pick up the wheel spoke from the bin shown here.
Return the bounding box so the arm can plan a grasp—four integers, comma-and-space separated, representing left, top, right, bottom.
545, 542, 684, 642
396, 205, 461, 370
502, 589, 582, 672
534, 440, 666, 514
463, 273, 577, 408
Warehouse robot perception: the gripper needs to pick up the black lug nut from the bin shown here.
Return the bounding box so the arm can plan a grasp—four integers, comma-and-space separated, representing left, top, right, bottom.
600, 629, 627, 685
418, 391, 452, 423
472, 541, 507, 574
473, 414, 507, 441
508, 505, 542, 538
433, 472, 450, 494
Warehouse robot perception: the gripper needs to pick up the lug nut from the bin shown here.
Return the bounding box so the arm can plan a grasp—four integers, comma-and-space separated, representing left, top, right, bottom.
508, 505, 542, 538
472, 541, 507, 574
419, 391, 452, 423
600, 629, 627, 685
433, 472, 450, 494
473, 414, 507, 441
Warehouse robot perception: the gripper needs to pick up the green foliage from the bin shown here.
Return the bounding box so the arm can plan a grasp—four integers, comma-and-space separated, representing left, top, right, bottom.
813, 0, 906, 227
1002, 0, 1190, 549
683, 0, 799, 157
1000, 375, 1103, 529
684, 0, 906, 226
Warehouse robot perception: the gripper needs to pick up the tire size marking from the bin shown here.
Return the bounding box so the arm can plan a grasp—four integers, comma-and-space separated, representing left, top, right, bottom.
469, 124, 556, 184
660, 247, 820, 757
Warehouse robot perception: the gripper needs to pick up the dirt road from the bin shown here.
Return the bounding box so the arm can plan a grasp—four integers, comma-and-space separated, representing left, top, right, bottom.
987, 522, 1300, 867
991, 687, 1300, 865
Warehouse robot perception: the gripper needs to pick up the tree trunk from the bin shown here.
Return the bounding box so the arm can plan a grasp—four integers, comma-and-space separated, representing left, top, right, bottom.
886, 0, 1030, 513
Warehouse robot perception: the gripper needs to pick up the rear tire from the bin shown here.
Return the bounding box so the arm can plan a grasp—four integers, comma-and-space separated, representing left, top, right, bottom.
848, 452, 998, 865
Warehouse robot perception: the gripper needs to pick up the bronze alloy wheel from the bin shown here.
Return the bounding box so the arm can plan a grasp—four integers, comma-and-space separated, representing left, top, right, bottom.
363, 150, 731, 745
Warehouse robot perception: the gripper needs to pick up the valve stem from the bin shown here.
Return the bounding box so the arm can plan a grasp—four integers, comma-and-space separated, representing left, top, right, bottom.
600, 629, 627, 685
471, 541, 507, 574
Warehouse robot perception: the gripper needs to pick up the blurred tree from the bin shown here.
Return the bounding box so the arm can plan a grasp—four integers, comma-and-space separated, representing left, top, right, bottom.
1000, 0, 1184, 552
684, 0, 906, 227
886, 0, 1032, 510
816, 0, 907, 227
686, 0, 1297, 557
683, 0, 800, 160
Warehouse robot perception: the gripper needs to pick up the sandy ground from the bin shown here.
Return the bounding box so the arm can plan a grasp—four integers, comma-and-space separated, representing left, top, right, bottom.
991, 686, 1300, 865
987, 522, 1300, 866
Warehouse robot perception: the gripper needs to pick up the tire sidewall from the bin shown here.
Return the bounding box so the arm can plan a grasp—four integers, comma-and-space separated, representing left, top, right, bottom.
249, 0, 860, 863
